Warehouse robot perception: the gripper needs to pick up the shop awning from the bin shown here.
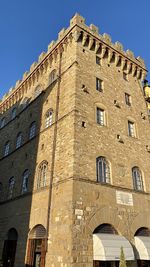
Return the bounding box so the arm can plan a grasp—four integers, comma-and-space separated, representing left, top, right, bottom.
93, 233, 135, 261
134, 236, 150, 260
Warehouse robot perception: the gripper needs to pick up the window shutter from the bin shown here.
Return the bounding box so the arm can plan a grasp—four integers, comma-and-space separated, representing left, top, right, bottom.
40, 239, 47, 267
25, 239, 36, 267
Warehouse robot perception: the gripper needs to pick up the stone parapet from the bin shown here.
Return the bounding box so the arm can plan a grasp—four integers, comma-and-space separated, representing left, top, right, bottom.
0, 13, 147, 114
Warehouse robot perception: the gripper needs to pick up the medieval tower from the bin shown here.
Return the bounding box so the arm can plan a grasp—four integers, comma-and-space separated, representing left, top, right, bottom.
0, 14, 150, 267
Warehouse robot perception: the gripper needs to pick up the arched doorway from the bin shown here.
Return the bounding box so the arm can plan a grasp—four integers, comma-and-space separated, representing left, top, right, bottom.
93, 223, 134, 267
134, 227, 150, 267
2, 228, 18, 267
26, 224, 46, 267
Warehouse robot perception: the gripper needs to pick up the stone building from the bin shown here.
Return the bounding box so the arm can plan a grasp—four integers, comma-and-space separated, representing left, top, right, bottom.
0, 13, 150, 267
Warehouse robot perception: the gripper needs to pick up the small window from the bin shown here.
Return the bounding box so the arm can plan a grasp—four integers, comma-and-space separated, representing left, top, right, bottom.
97, 108, 105, 126
0, 117, 6, 128
22, 169, 30, 194
125, 93, 131, 106
96, 56, 101, 65
123, 72, 128, 81
96, 78, 103, 92
4, 141, 10, 156
22, 97, 30, 109
37, 161, 48, 189
8, 177, 15, 199
45, 110, 53, 128
128, 121, 136, 137
96, 157, 110, 184
16, 132, 22, 149
132, 167, 144, 191
11, 108, 17, 119
29, 122, 36, 139
34, 86, 42, 98
49, 70, 57, 84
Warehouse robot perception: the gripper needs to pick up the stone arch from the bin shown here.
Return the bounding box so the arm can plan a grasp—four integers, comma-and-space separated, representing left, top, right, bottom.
87, 206, 127, 237
131, 212, 150, 239
26, 224, 47, 267
28, 224, 47, 239
135, 227, 150, 236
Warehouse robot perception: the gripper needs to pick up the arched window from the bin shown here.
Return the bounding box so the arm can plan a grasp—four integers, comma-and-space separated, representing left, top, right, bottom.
29, 122, 36, 139
34, 86, 42, 98
22, 169, 30, 193
96, 156, 110, 183
132, 167, 144, 191
45, 109, 53, 128
4, 141, 10, 156
0, 117, 6, 128
37, 161, 48, 189
8, 177, 15, 199
11, 107, 17, 120
16, 132, 22, 149
49, 69, 57, 84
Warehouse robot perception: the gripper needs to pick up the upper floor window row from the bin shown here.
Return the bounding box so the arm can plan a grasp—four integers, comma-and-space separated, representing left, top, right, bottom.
96, 157, 144, 192
95, 78, 133, 108
0, 161, 48, 202
0, 108, 17, 129
2, 121, 36, 158
96, 107, 137, 138
1, 169, 30, 200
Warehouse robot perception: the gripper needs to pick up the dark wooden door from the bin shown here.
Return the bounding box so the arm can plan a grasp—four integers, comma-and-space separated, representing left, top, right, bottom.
2, 240, 17, 267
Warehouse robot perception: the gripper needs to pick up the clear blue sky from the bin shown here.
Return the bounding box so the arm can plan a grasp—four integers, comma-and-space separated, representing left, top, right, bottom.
0, 0, 150, 99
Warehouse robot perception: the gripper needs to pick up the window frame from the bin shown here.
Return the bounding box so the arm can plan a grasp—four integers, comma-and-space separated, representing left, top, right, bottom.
21, 169, 30, 194
132, 167, 144, 191
37, 161, 48, 189
96, 56, 101, 66
49, 69, 57, 84
4, 141, 10, 156
96, 107, 105, 126
8, 177, 15, 199
45, 109, 53, 128
11, 107, 17, 120
16, 132, 22, 149
96, 77, 103, 92
128, 120, 136, 137
125, 93, 131, 106
29, 122, 36, 140
96, 156, 111, 184
0, 117, 6, 129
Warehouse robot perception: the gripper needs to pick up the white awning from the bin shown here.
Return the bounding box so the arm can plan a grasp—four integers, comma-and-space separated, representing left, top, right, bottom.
93, 234, 135, 261
134, 236, 150, 260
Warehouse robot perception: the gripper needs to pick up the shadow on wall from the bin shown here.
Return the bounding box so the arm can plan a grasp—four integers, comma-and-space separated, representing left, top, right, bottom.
0, 89, 46, 267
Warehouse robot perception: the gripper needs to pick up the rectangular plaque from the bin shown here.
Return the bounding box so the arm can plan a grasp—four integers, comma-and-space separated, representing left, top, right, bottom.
116, 190, 133, 206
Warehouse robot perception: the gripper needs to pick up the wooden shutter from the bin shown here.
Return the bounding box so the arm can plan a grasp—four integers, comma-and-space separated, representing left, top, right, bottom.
25, 239, 36, 267
40, 239, 46, 267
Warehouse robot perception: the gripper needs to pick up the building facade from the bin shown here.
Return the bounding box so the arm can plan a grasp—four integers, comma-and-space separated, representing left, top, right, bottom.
0, 13, 150, 267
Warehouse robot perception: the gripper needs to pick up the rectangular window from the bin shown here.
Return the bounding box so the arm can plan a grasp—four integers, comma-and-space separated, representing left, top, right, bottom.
96, 78, 103, 92
123, 72, 128, 81
97, 108, 105, 126
96, 56, 101, 65
128, 121, 135, 137
125, 93, 131, 106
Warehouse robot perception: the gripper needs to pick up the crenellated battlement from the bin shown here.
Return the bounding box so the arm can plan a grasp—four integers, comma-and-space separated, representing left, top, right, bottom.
0, 13, 147, 114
